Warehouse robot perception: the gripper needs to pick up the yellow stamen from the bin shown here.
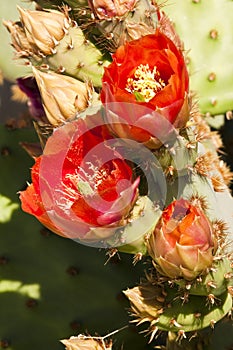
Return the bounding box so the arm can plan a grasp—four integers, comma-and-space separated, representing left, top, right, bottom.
125, 64, 165, 102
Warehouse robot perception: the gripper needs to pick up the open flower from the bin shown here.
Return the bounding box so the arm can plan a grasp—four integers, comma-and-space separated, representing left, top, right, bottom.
101, 30, 189, 148
147, 199, 217, 280
20, 114, 139, 241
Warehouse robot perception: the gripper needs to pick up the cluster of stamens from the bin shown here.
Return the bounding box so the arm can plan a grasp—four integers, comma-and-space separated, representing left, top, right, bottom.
125, 64, 166, 102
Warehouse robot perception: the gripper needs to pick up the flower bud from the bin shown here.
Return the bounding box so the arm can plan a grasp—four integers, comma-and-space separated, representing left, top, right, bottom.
147, 198, 217, 280
88, 0, 137, 19
4, 20, 32, 57
32, 68, 97, 125
17, 7, 71, 56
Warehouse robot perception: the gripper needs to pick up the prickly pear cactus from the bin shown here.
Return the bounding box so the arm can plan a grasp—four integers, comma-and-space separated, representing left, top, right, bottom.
157, 0, 233, 117
3, 1, 233, 350
0, 125, 157, 350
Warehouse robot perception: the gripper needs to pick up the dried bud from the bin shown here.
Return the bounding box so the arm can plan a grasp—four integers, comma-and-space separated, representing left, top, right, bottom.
17, 7, 71, 56
32, 68, 96, 125
61, 334, 112, 350
4, 20, 32, 57
88, 0, 137, 19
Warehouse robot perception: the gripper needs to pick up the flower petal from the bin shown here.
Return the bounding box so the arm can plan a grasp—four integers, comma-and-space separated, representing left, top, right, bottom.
156, 256, 181, 279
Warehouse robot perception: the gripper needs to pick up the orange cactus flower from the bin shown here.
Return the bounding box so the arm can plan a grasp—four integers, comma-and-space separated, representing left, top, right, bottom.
101, 30, 189, 149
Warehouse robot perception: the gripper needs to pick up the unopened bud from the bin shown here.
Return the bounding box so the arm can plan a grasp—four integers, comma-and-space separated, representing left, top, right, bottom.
4, 20, 31, 56
32, 68, 97, 125
17, 7, 71, 55
89, 0, 137, 19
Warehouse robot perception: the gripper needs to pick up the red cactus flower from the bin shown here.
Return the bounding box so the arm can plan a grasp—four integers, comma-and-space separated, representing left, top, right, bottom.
101, 29, 189, 149
20, 115, 139, 241
147, 198, 217, 280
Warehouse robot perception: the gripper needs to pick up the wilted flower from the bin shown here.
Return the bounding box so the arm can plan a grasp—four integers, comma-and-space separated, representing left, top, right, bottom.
147, 199, 217, 280
17, 76, 46, 121
32, 68, 97, 126
101, 30, 189, 148
88, 0, 137, 19
20, 114, 139, 241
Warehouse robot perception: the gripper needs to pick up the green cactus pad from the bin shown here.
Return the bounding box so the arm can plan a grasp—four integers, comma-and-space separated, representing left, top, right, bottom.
125, 281, 233, 335
0, 195, 19, 224
33, 26, 110, 88
65, 0, 88, 7
116, 196, 162, 255
33, 0, 88, 7
176, 258, 233, 297
153, 128, 197, 178
158, 0, 233, 116
166, 317, 233, 350
158, 290, 232, 333
32, 0, 63, 7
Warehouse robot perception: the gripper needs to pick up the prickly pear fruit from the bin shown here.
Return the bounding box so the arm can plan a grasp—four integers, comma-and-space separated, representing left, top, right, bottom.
89, 0, 159, 51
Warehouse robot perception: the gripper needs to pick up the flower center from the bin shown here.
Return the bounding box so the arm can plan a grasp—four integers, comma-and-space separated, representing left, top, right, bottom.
125, 64, 166, 102
64, 160, 109, 199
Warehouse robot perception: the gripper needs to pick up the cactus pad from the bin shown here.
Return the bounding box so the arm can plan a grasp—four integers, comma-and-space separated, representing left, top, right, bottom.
158, 0, 233, 116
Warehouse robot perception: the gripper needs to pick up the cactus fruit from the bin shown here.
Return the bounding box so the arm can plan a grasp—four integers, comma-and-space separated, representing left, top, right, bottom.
156, 0, 233, 117
88, 0, 159, 51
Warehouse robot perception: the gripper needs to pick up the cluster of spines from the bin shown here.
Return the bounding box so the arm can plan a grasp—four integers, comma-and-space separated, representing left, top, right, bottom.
157, 106, 233, 193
